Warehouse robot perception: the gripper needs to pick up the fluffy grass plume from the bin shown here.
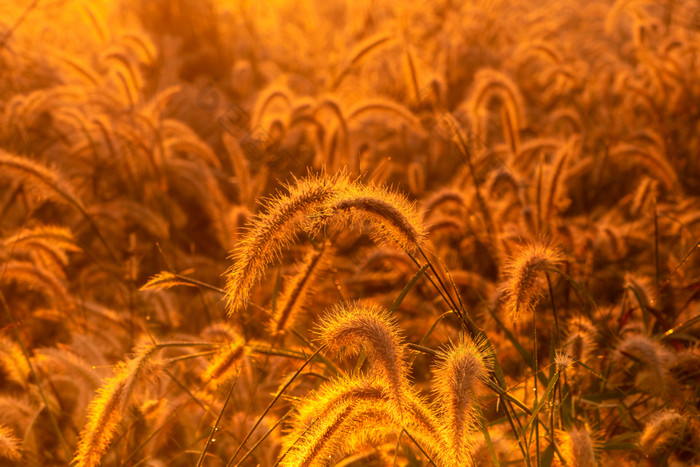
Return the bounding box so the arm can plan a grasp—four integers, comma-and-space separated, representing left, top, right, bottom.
555, 428, 598, 467
201, 336, 246, 389
285, 375, 390, 463
225, 172, 348, 314
0, 335, 31, 389
0, 149, 86, 211
289, 375, 388, 433
640, 410, 688, 461
0, 260, 70, 306
312, 181, 426, 251
433, 338, 493, 466
283, 398, 395, 466
226, 174, 424, 314
287, 374, 440, 459
139, 271, 199, 291
2, 225, 79, 253
0, 423, 21, 462
563, 316, 597, 365
73, 344, 158, 467
499, 240, 563, 322
317, 302, 409, 415
612, 334, 667, 396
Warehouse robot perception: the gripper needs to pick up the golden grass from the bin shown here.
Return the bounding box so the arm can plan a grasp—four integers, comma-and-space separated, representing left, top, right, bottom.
432, 338, 493, 466
73, 345, 158, 467
0, 424, 22, 462
224, 172, 348, 314
1, 0, 700, 465
499, 240, 564, 322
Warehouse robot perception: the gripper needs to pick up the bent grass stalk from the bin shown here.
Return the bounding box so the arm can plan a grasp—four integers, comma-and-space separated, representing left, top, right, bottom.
226, 174, 425, 314
226, 345, 327, 466
225, 173, 347, 314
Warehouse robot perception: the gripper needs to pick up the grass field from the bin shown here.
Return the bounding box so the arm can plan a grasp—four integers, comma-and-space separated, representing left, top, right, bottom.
1, 0, 699, 465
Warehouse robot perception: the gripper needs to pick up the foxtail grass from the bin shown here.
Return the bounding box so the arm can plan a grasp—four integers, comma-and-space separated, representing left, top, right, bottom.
225, 174, 424, 314
0, 424, 21, 462
433, 338, 493, 466
201, 337, 247, 390
315, 184, 425, 251
282, 399, 393, 466
0, 150, 117, 261
555, 428, 598, 467
640, 410, 689, 462
225, 172, 348, 314
499, 240, 563, 323
611, 334, 667, 396
73, 344, 158, 467
283, 375, 441, 466
317, 302, 409, 415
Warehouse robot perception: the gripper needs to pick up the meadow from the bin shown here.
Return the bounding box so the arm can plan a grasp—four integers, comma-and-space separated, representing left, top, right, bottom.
0, 0, 699, 465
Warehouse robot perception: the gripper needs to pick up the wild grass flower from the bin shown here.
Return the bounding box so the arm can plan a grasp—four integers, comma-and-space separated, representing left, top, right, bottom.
555, 427, 598, 467
73, 344, 158, 467
499, 240, 563, 322
432, 338, 493, 466
317, 302, 409, 414
611, 334, 667, 397
312, 182, 425, 251
640, 410, 688, 462
0, 424, 21, 462
225, 172, 348, 313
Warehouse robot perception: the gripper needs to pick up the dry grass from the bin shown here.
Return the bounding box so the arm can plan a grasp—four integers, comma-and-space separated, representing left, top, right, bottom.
1, 0, 699, 465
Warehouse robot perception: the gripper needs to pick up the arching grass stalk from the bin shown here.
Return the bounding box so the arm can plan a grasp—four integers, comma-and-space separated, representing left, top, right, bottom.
196, 371, 239, 467
405, 249, 470, 332
225, 345, 327, 466
234, 408, 293, 467
533, 310, 540, 467
408, 250, 532, 464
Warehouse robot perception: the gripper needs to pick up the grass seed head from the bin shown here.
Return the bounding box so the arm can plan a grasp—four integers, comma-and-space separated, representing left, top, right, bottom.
556, 427, 598, 467
72, 344, 158, 467
224, 172, 348, 314
317, 302, 409, 414
640, 410, 688, 461
433, 337, 493, 466
499, 240, 563, 323
612, 334, 667, 396
0, 424, 21, 462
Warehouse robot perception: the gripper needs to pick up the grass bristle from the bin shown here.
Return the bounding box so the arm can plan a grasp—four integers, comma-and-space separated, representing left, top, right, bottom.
499, 240, 563, 322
